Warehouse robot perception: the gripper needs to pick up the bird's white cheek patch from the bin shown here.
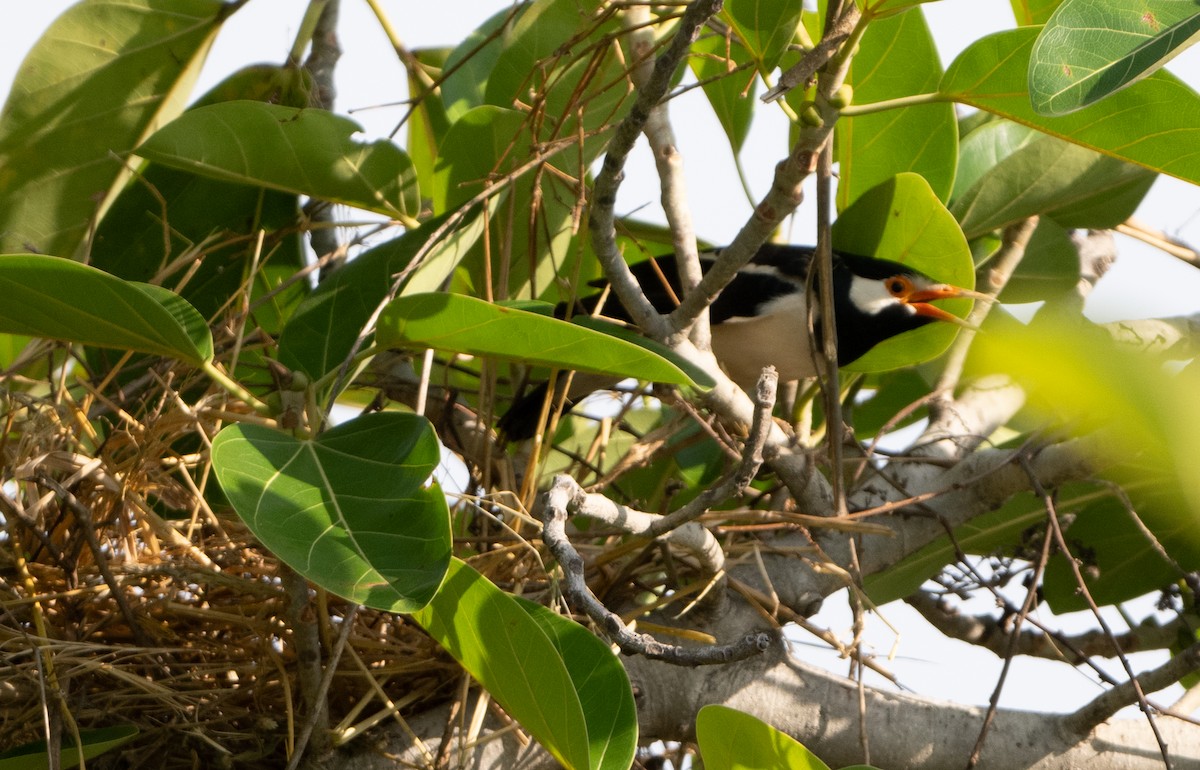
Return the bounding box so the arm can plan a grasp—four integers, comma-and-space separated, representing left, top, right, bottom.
848, 275, 915, 316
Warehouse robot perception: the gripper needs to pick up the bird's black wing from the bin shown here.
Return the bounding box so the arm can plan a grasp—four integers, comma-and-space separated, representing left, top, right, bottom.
577, 244, 816, 325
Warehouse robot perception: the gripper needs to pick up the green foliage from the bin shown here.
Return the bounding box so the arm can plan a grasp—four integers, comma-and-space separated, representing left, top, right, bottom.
697, 705, 881, 770
411, 559, 637, 770
0, 0, 229, 258
0, 725, 138, 770
377, 293, 701, 386
0, 254, 213, 365
137, 101, 421, 222
1030, 0, 1200, 115
211, 413, 452, 612
834, 173, 973, 372
4, 0, 1200, 766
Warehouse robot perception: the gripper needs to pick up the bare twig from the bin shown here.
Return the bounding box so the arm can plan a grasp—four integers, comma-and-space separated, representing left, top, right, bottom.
538, 477, 774, 664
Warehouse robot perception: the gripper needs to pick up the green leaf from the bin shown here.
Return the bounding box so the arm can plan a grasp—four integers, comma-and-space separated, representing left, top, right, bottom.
515, 599, 638, 770
1010, 0, 1064, 26
0, 0, 230, 258
949, 122, 1154, 238
277, 210, 485, 380
941, 27, 1200, 185
697, 705, 832, 770
1030, 0, 1200, 116
136, 102, 420, 221
1042, 491, 1194, 612
832, 173, 974, 373
376, 293, 698, 386
211, 413, 451, 612
410, 558, 592, 770
997, 218, 1081, 303
837, 8, 957, 209
0, 725, 138, 770
722, 0, 805, 73
689, 34, 757, 154
0, 254, 213, 365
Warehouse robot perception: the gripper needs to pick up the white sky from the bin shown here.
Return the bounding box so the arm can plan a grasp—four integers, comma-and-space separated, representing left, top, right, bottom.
4, 1, 1199, 717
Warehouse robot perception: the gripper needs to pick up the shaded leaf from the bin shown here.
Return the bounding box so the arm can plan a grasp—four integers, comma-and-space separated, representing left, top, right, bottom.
833, 173, 975, 373
941, 28, 1200, 185
410, 558, 592, 770
722, 0, 805, 73
1030, 0, 1200, 115
376, 293, 699, 386
211, 413, 451, 612
137, 102, 420, 220
277, 210, 484, 380
997, 218, 1081, 303
92, 65, 310, 320
0, 725, 138, 770
950, 122, 1154, 238
690, 34, 757, 154
0, 254, 212, 365
0, 0, 230, 258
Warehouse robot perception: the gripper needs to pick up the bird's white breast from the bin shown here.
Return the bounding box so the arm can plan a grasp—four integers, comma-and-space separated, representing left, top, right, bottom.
710, 292, 820, 386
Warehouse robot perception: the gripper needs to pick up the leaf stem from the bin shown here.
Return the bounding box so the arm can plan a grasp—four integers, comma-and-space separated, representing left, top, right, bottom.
202, 359, 272, 416
289, 0, 331, 64
838, 91, 948, 116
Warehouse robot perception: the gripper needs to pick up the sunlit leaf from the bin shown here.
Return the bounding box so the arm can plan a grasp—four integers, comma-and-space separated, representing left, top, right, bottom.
0, 0, 230, 258
278, 210, 484, 380
1030, 0, 1200, 115
137, 102, 420, 220
837, 8, 957, 209
410, 558, 592, 770
211, 413, 451, 612
696, 705, 836, 770
515, 599, 638, 770
942, 28, 1200, 185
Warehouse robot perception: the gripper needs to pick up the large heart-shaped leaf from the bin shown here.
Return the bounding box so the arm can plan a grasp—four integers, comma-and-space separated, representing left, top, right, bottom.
137, 101, 420, 221
211, 413, 451, 612
832, 173, 974, 373
376, 293, 699, 386
942, 28, 1200, 185
837, 7, 957, 209
0, 0, 230, 258
0, 254, 212, 365
1030, 0, 1200, 115
411, 558, 637, 770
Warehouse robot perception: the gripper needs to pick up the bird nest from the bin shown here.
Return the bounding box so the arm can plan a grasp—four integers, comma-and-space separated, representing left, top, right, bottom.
0, 388, 467, 768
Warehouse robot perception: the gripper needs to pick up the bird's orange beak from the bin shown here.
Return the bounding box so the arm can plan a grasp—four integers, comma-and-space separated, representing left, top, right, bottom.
904, 284, 994, 329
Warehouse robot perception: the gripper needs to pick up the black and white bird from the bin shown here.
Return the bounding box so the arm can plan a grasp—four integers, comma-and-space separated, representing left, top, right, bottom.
500, 243, 984, 438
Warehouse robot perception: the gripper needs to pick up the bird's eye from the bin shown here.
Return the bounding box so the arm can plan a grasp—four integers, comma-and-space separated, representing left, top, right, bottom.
886, 276, 911, 296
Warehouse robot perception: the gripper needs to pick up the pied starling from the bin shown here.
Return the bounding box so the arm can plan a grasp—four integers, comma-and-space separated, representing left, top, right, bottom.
500, 243, 984, 438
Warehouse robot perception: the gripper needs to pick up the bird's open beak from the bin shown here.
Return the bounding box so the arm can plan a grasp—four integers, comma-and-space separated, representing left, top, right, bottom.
905, 284, 995, 329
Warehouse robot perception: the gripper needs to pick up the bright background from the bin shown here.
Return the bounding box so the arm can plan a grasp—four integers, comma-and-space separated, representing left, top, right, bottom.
5, 1, 1200, 717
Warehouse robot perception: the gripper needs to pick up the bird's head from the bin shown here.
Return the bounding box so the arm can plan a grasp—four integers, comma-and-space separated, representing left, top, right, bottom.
832, 253, 991, 365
